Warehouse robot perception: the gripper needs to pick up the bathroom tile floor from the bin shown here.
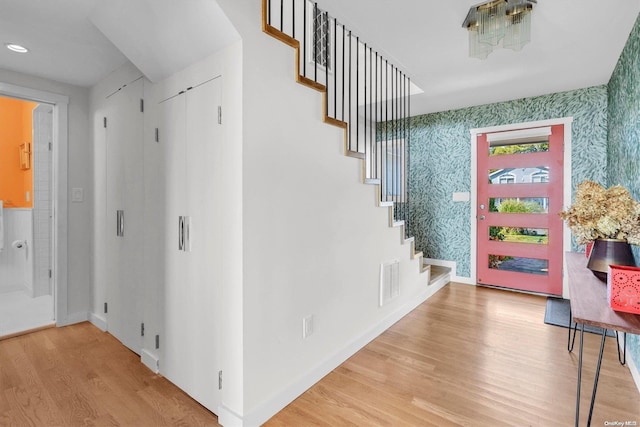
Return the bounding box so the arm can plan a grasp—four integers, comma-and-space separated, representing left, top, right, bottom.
0, 290, 54, 337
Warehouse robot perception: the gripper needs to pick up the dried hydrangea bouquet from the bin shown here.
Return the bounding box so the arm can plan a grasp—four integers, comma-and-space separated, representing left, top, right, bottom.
560, 180, 640, 279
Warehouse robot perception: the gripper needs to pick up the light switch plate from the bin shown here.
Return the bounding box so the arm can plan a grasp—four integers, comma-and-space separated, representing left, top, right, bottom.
452, 192, 470, 202
72, 187, 84, 202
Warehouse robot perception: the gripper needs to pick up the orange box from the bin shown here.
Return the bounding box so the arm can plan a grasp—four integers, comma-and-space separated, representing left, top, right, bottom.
607, 265, 640, 314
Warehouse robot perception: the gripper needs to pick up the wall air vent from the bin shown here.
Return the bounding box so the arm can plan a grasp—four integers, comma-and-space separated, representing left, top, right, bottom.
379, 260, 400, 307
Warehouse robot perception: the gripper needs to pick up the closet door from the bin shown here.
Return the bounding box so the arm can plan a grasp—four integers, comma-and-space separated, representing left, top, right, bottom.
162, 77, 222, 413
105, 78, 144, 354
160, 90, 189, 392
184, 77, 223, 410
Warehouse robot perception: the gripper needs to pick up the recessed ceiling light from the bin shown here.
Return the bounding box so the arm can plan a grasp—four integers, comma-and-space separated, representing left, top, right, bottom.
6, 43, 29, 53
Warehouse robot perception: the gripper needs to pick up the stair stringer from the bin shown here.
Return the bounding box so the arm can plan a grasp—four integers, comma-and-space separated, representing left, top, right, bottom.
262, 1, 425, 274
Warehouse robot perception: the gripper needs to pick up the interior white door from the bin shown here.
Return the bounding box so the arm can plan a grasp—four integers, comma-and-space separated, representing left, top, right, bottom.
161, 76, 223, 413
105, 78, 144, 354
161, 88, 189, 391
185, 77, 223, 410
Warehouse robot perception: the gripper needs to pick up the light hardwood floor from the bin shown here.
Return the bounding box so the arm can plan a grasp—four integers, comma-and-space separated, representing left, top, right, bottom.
0, 322, 219, 427
267, 283, 640, 426
1, 283, 639, 426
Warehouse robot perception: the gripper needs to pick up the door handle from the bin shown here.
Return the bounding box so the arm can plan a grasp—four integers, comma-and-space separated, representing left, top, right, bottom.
116, 210, 124, 236
479, 215, 486, 220
178, 216, 184, 251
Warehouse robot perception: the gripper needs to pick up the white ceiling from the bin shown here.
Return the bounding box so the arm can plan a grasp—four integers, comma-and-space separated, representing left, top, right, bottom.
0, 0, 638, 115
0, 0, 239, 87
321, 0, 640, 114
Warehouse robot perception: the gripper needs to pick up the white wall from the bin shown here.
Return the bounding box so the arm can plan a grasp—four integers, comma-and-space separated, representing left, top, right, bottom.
0, 209, 33, 294
0, 69, 92, 320
218, 1, 434, 425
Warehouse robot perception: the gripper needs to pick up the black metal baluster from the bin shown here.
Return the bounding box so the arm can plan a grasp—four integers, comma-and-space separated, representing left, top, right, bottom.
325, 11, 329, 114
356, 36, 359, 153
396, 67, 400, 210
374, 51, 378, 181
348, 30, 352, 151
405, 73, 409, 228
292, 0, 295, 39
394, 67, 398, 209
364, 43, 368, 173
303, 0, 307, 78
384, 58, 389, 202
369, 45, 373, 178
333, 17, 337, 120
280, 0, 284, 31
392, 66, 397, 208
390, 65, 394, 207
314, 3, 318, 83
406, 76, 411, 237
400, 71, 404, 221
342, 25, 345, 122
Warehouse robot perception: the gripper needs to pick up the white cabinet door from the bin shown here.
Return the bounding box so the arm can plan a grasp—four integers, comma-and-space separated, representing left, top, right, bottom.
185, 77, 223, 411
105, 78, 144, 354
161, 76, 223, 413
161, 90, 189, 390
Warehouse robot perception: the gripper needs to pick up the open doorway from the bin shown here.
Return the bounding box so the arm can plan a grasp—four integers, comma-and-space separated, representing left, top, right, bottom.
0, 96, 54, 337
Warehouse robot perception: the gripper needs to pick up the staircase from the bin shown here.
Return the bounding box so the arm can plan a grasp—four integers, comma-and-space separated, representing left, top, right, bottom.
262, 0, 428, 274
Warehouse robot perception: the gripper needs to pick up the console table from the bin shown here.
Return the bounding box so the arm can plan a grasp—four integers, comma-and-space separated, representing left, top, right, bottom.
565, 252, 640, 427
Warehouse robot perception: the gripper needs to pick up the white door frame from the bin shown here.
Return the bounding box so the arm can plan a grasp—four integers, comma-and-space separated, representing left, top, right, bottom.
0, 82, 70, 324
470, 117, 573, 298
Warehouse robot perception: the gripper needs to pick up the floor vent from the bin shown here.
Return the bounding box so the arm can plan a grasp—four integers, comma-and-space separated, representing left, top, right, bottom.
380, 260, 400, 307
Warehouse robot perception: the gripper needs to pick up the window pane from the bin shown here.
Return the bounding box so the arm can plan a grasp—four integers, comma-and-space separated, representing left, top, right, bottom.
489, 167, 548, 184
488, 255, 548, 275
489, 226, 548, 244
489, 142, 548, 156
489, 198, 548, 213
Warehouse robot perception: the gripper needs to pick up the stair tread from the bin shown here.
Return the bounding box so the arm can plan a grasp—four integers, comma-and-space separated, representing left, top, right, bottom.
424, 264, 451, 286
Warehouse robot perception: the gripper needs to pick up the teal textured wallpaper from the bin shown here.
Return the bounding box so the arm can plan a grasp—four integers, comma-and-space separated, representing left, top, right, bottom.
607, 13, 640, 382
409, 86, 608, 277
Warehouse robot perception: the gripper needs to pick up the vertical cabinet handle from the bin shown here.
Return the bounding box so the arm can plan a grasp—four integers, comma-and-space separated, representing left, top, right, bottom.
178, 216, 184, 251
116, 210, 125, 237
178, 216, 191, 252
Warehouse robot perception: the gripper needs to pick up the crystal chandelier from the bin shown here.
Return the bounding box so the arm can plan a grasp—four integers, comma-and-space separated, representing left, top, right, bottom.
463, 0, 536, 60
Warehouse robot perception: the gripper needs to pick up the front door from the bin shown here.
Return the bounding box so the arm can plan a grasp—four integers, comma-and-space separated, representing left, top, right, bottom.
476, 124, 564, 295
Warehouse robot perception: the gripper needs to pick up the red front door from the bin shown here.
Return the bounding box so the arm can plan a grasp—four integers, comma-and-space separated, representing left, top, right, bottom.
477, 125, 564, 295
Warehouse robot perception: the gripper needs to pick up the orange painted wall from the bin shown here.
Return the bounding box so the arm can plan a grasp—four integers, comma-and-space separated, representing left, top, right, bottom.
0, 96, 38, 208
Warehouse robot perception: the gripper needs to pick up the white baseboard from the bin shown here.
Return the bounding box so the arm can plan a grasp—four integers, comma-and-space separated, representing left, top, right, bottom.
89, 312, 107, 331
237, 282, 448, 427
618, 336, 640, 394
628, 350, 640, 395
429, 273, 449, 289
217, 405, 244, 427
141, 349, 160, 374
452, 275, 475, 285
56, 311, 89, 327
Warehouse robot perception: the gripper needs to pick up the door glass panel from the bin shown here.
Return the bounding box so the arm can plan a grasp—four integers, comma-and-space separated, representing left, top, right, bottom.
488, 255, 548, 275
489, 197, 548, 213
489, 167, 549, 184
489, 142, 549, 156
489, 226, 548, 244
